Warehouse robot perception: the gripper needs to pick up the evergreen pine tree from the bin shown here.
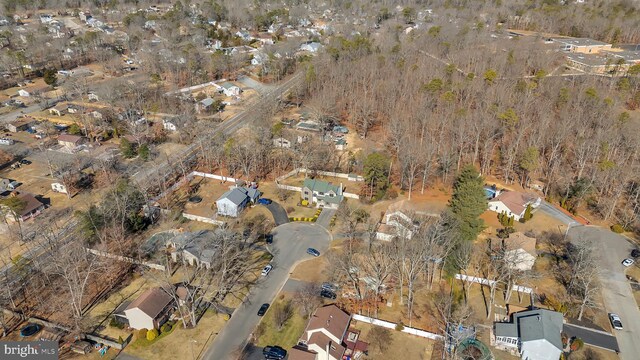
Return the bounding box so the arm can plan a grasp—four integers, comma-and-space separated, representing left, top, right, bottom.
449, 165, 487, 242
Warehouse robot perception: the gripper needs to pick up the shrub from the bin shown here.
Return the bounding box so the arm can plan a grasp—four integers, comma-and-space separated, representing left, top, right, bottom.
287, 206, 295, 213
570, 337, 584, 351
161, 323, 172, 334
109, 317, 124, 329
146, 329, 159, 341
288, 217, 294, 221
395, 322, 404, 331
611, 224, 625, 233
118, 336, 124, 344
137, 329, 148, 339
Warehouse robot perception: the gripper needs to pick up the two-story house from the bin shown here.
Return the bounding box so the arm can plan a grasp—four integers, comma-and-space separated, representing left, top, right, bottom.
290, 305, 368, 360
301, 179, 343, 209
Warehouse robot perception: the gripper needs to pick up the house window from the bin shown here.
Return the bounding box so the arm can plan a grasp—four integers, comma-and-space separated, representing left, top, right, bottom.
318, 192, 324, 196
329, 193, 334, 197
304, 191, 309, 195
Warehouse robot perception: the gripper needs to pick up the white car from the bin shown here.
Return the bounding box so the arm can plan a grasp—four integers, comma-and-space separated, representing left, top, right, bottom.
622, 258, 635, 267
261, 264, 273, 276
609, 313, 624, 330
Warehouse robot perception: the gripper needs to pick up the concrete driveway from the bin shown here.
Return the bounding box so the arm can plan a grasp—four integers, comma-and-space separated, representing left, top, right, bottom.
568, 226, 639, 360
201, 222, 331, 360
263, 202, 289, 226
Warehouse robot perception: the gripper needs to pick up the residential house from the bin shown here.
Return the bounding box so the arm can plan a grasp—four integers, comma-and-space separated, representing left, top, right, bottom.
488, 191, 541, 221
301, 178, 343, 209
0, 178, 18, 193
163, 230, 220, 268
1, 192, 45, 221
67, 104, 83, 114
300, 42, 322, 53
162, 118, 178, 131
57, 134, 84, 149
197, 98, 215, 113
290, 305, 367, 360
40, 14, 53, 24
48, 103, 68, 116
296, 121, 322, 132
17, 89, 30, 97
219, 82, 241, 97
494, 308, 563, 360
216, 186, 261, 217
376, 210, 416, 241
235, 30, 254, 42
273, 137, 292, 148
87, 92, 99, 102
118, 288, 175, 330
89, 110, 103, 120
7, 118, 33, 133
256, 33, 275, 46
334, 138, 347, 150
251, 52, 268, 66
553, 38, 611, 54
490, 232, 538, 271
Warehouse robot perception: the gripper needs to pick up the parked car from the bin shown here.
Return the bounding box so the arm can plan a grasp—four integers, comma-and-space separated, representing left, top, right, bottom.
321, 282, 338, 292
265, 234, 273, 244
257, 198, 272, 205
263, 345, 287, 360
631, 249, 640, 258
20, 159, 31, 165
307, 248, 320, 257
609, 313, 623, 330
320, 289, 337, 300
257, 303, 270, 316
622, 258, 635, 267
261, 264, 273, 276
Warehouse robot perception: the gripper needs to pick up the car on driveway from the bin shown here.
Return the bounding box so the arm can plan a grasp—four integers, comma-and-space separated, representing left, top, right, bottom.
609, 313, 624, 330
307, 248, 320, 257
322, 282, 338, 292
261, 264, 273, 276
631, 249, 640, 258
320, 289, 337, 300
263, 345, 287, 360
622, 258, 635, 267
257, 198, 272, 205
257, 303, 270, 316
20, 159, 31, 165
265, 234, 273, 244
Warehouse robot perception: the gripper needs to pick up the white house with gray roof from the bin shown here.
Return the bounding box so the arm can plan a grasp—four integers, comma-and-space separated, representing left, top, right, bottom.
216, 187, 260, 217
166, 230, 219, 268
494, 308, 563, 360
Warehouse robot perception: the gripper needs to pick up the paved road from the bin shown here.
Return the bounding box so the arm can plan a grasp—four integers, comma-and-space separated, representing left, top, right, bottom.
263, 202, 289, 226
563, 323, 619, 352
201, 222, 331, 360
237, 76, 275, 95
537, 201, 579, 226
0, 97, 62, 125
568, 226, 639, 360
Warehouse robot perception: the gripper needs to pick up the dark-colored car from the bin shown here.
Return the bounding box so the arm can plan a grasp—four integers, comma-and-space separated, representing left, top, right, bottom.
320, 289, 337, 300
307, 248, 320, 257
257, 303, 270, 316
257, 198, 272, 205
263, 345, 287, 360
265, 234, 274, 244
631, 249, 640, 258
322, 282, 338, 292
20, 159, 31, 165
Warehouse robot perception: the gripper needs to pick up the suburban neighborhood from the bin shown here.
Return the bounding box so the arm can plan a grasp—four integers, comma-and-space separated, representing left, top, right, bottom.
0, 1, 638, 360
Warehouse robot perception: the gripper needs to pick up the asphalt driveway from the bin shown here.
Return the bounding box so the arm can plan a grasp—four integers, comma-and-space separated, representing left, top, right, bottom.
568, 226, 639, 360
201, 222, 331, 360
563, 323, 619, 352
264, 201, 289, 226
538, 200, 579, 226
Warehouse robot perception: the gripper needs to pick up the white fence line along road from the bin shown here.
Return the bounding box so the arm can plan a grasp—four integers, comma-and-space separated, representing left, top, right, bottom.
352, 314, 444, 341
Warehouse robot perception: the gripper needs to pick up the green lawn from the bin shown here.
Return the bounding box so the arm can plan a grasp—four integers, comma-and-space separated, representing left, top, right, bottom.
256, 300, 307, 348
